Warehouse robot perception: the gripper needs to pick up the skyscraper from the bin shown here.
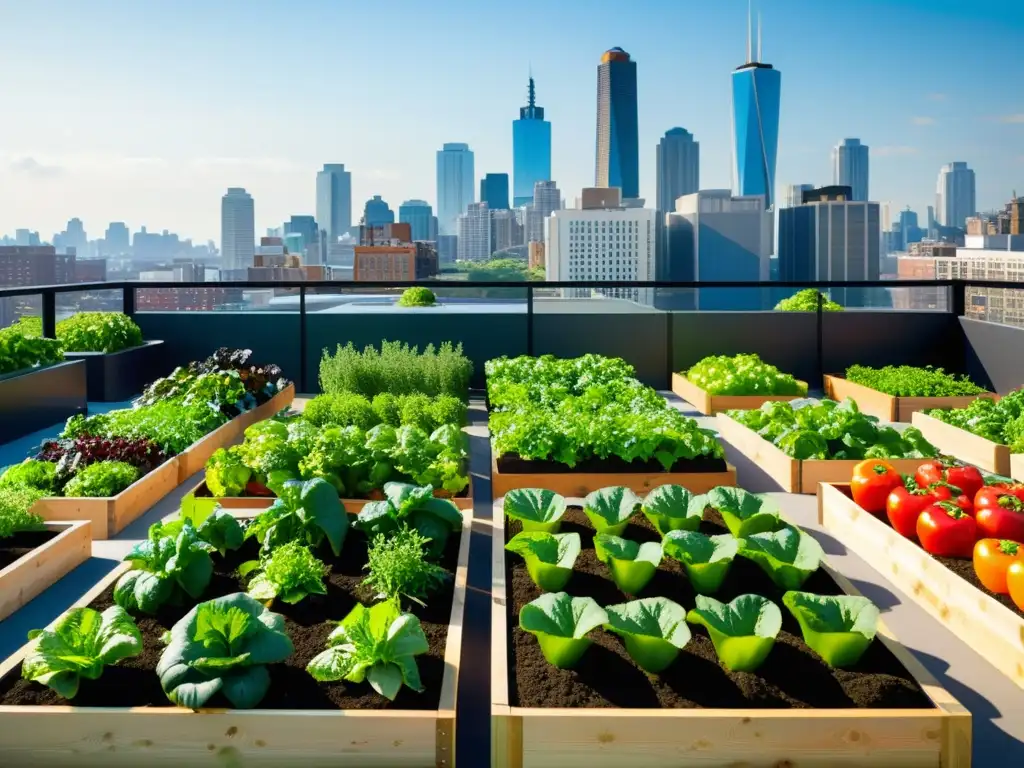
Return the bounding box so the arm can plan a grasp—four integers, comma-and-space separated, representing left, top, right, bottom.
363, 196, 395, 228
522, 180, 562, 244
512, 76, 552, 207
457, 202, 491, 261
104, 222, 130, 255
936, 162, 977, 228
436, 143, 475, 236
782, 184, 815, 208
832, 139, 870, 202
316, 164, 352, 242
656, 128, 700, 214
480, 173, 510, 210
595, 48, 639, 200
399, 200, 438, 242
731, 13, 781, 209
221, 188, 255, 271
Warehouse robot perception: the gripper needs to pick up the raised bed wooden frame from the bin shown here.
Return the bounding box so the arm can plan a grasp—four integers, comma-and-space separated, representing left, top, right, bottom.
1012, 454, 1024, 482
0, 521, 92, 622
716, 413, 925, 494
671, 372, 808, 416
824, 375, 995, 423
911, 411, 1011, 477
490, 502, 972, 768
0, 505, 471, 767
819, 482, 1024, 690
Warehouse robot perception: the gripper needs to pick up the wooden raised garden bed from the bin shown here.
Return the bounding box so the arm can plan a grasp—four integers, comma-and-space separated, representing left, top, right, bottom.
1012, 454, 1024, 482
716, 413, 924, 494
490, 452, 737, 498
0, 360, 87, 444
671, 373, 808, 416
911, 411, 1010, 477
0, 506, 471, 767
491, 500, 971, 768
0, 521, 92, 622
823, 375, 995, 423
64, 341, 167, 402
819, 482, 1024, 690
176, 383, 296, 483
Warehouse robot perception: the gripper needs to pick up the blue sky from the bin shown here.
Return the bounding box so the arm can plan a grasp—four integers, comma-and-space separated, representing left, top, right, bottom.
0, 0, 1022, 244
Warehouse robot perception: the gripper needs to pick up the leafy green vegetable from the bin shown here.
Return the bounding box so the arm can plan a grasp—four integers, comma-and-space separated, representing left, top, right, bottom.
662, 530, 739, 594
362, 528, 450, 606
783, 591, 880, 668
0, 484, 45, 538
354, 482, 462, 558
0, 321, 63, 375
246, 478, 348, 557
0, 459, 58, 493
205, 446, 251, 497
604, 597, 691, 673
320, 340, 472, 400
519, 592, 608, 669
685, 354, 805, 396
503, 488, 567, 533
114, 523, 215, 614
163, 502, 245, 557
686, 594, 781, 671
641, 484, 705, 536
583, 486, 640, 536
505, 531, 581, 592
927, 389, 1024, 450
243, 541, 327, 604
306, 600, 428, 700
704, 486, 781, 538
845, 365, 985, 398
62, 460, 139, 498
157, 593, 294, 709
36, 311, 144, 353
737, 526, 824, 590
774, 289, 843, 312
72, 399, 229, 455
398, 286, 437, 307
593, 534, 662, 594
21, 606, 142, 699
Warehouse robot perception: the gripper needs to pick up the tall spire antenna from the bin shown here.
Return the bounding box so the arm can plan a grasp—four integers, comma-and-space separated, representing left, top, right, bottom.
757, 11, 762, 62
746, 0, 752, 63
528, 75, 536, 109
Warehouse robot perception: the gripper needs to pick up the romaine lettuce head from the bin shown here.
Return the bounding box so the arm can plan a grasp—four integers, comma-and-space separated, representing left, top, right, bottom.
503, 488, 567, 533
205, 446, 251, 497
505, 531, 581, 592
641, 484, 704, 536
662, 530, 738, 594
519, 592, 608, 668
686, 594, 781, 672
782, 591, 879, 668
705, 486, 781, 538
604, 597, 690, 673
583, 486, 641, 536
593, 534, 662, 595
737, 526, 823, 590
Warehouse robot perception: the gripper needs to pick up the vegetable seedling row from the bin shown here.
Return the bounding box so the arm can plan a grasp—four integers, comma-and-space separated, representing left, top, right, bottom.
671, 372, 808, 416
825, 375, 996, 424
913, 411, 1014, 477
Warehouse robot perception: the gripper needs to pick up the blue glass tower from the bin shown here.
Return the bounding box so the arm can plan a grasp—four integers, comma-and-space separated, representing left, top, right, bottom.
363, 195, 394, 227
731, 15, 781, 209
480, 173, 510, 210
596, 48, 639, 200
512, 77, 552, 207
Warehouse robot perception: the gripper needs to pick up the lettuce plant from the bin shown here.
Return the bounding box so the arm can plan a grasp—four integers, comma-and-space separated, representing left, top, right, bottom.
247, 478, 348, 557
157, 593, 294, 709
519, 592, 608, 669
355, 482, 462, 558
205, 446, 251, 497
21, 606, 142, 699
160, 503, 244, 557
62, 460, 139, 498
0, 459, 58, 494
114, 523, 215, 614
604, 597, 691, 673
783, 592, 880, 668
641, 484, 704, 537
503, 488, 567, 533
737, 526, 824, 590
583, 486, 640, 536
242, 541, 328, 604
306, 599, 429, 701
662, 530, 739, 594
685, 354, 805, 396
0, 484, 45, 539
593, 534, 662, 594
686, 594, 781, 672
505, 531, 581, 592
362, 528, 450, 606
705, 486, 781, 538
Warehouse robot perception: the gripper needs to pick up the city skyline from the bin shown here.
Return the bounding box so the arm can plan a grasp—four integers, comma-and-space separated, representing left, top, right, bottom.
1, 0, 1022, 243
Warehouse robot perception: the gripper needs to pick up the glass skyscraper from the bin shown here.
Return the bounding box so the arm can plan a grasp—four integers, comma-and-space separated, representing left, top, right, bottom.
480, 173, 510, 210
399, 200, 437, 242
363, 195, 395, 228
512, 77, 551, 207
595, 48, 639, 201
731, 19, 781, 209
315, 164, 352, 242
436, 143, 475, 237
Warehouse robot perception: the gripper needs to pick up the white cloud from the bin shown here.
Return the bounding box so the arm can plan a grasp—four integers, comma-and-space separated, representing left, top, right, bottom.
911, 116, 936, 126
874, 146, 919, 157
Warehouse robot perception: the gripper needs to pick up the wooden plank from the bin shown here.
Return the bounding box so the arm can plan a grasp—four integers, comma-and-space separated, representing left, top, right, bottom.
912, 411, 1010, 476
896, 395, 996, 424
819, 481, 1024, 690
490, 454, 737, 498
1010, 453, 1024, 482
0, 504, 470, 768
824, 375, 898, 421
0, 521, 92, 622
799, 457, 925, 495
671, 373, 806, 416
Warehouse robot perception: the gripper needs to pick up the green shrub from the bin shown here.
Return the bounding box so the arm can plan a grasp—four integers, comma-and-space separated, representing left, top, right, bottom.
63, 461, 140, 498
55, 312, 143, 353
397, 287, 437, 307
0, 485, 45, 538
845, 365, 985, 397
399, 394, 434, 432
0, 460, 58, 493
0, 323, 63, 375
774, 289, 843, 312
371, 393, 402, 426
319, 340, 472, 400
299, 395, 335, 427
430, 395, 468, 427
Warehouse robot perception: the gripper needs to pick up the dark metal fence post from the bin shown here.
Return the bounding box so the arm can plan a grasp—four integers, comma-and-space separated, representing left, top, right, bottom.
122, 283, 136, 320
299, 286, 308, 393
951, 279, 966, 318
42, 290, 56, 338
526, 284, 534, 356
816, 290, 824, 387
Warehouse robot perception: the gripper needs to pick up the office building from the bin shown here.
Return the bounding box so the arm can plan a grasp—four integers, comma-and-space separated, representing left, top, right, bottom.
220, 188, 255, 272
457, 202, 492, 261
490, 209, 521, 253
832, 139, 870, 202
522, 180, 562, 244
436, 143, 475, 236
437, 235, 458, 264
512, 76, 552, 207
665, 190, 772, 310
363, 195, 395, 228
595, 48, 639, 200
731, 13, 781, 208
480, 173, 510, 210
283, 233, 304, 255
782, 184, 815, 208
354, 223, 438, 282
14, 229, 40, 247
104, 222, 130, 256
656, 128, 700, 214
936, 162, 976, 228
283, 215, 319, 263
398, 200, 438, 242
316, 164, 352, 244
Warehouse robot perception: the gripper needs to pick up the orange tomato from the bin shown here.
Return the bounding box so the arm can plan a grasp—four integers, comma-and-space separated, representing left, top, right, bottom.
973, 539, 1024, 594
1008, 561, 1024, 612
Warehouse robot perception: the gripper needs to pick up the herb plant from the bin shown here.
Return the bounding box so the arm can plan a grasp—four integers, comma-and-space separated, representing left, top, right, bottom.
783, 591, 879, 668
319, 340, 472, 400
306, 600, 429, 700
157, 593, 294, 709
397, 286, 437, 307
363, 528, 450, 606
519, 592, 608, 669
21, 606, 143, 699
641, 484, 704, 536
505, 531, 581, 592
774, 289, 843, 312
0, 484, 45, 539
594, 534, 662, 594
685, 354, 806, 396
927, 388, 1024, 450
686, 594, 782, 672
301, 392, 467, 432
604, 597, 691, 673
503, 488, 567, 533
243, 541, 328, 604
737, 527, 824, 590
62, 460, 139, 498
114, 523, 215, 613
845, 365, 985, 397
52, 312, 143, 353
663, 530, 739, 594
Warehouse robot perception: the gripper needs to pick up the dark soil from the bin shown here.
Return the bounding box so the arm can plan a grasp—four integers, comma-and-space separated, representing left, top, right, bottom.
497, 453, 729, 475
0, 526, 459, 710
0, 531, 58, 571
506, 508, 934, 710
